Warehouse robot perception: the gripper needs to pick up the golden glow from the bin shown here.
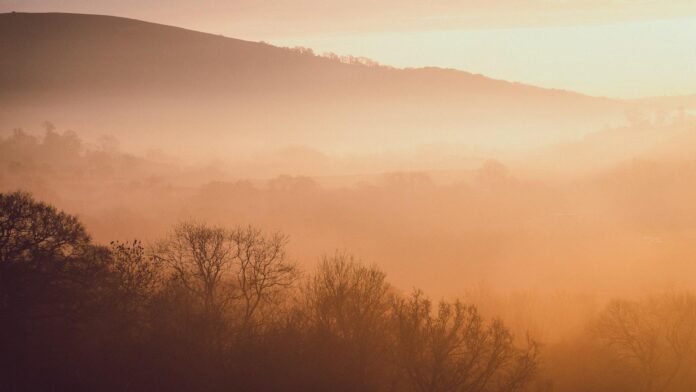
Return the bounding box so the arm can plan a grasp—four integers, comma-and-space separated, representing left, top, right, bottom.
3, 5, 696, 390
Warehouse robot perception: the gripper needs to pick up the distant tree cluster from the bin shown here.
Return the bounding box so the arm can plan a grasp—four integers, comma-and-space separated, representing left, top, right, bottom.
0, 191, 538, 391
320, 51, 382, 67
281, 45, 385, 67
0, 124, 140, 180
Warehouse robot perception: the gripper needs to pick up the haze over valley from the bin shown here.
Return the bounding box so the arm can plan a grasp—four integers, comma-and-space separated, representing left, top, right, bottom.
2, 6, 696, 392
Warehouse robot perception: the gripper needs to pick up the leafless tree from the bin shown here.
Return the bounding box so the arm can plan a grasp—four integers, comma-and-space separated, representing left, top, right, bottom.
110, 240, 162, 308
154, 222, 235, 317
304, 251, 391, 339
153, 222, 297, 333
593, 294, 696, 392
229, 226, 297, 333
302, 251, 393, 390
391, 290, 539, 392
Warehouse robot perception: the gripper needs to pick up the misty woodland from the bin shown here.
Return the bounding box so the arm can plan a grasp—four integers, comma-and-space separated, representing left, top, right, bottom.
4, 125, 696, 391
5, 188, 696, 392
2, 6, 696, 392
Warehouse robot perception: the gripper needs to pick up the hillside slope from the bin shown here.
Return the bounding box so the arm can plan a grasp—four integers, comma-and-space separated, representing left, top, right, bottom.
0, 12, 630, 154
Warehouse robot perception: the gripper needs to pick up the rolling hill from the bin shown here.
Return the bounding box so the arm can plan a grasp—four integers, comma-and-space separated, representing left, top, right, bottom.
0, 12, 639, 156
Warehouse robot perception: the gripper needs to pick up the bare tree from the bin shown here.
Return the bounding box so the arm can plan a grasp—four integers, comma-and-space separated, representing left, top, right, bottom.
154, 222, 234, 316
110, 240, 162, 309
154, 222, 297, 333
593, 294, 696, 392
229, 226, 297, 333
304, 252, 391, 338
302, 251, 392, 390
392, 290, 538, 392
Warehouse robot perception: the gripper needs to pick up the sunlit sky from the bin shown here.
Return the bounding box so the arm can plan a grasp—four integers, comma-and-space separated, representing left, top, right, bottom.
2, 0, 696, 98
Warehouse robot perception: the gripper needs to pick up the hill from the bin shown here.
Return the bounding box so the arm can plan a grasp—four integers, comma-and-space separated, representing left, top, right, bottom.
0, 12, 633, 155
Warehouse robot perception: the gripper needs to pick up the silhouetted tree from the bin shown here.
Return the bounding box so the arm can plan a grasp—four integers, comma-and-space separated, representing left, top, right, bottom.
391, 290, 539, 392
110, 239, 162, 307
301, 252, 393, 391
0, 191, 111, 390
153, 222, 297, 334
229, 226, 297, 335
154, 221, 234, 317
0, 191, 90, 265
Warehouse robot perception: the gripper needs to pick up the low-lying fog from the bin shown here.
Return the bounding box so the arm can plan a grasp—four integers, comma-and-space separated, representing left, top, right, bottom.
3, 112, 696, 344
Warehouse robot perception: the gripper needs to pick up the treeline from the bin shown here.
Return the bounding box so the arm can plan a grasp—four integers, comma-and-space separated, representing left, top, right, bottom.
5, 191, 696, 391
275, 44, 386, 68
1, 191, 538, 391
0, 124, 178, 181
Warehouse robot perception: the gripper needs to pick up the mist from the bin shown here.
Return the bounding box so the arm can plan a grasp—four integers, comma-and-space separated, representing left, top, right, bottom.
2, 9, 696, 392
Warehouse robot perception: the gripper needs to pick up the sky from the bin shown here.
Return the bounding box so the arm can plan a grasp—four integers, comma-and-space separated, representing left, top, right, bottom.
2, 0, 696, 98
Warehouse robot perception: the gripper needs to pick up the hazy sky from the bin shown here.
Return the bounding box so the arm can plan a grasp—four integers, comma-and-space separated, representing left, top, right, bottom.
2, 0, 695, 98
